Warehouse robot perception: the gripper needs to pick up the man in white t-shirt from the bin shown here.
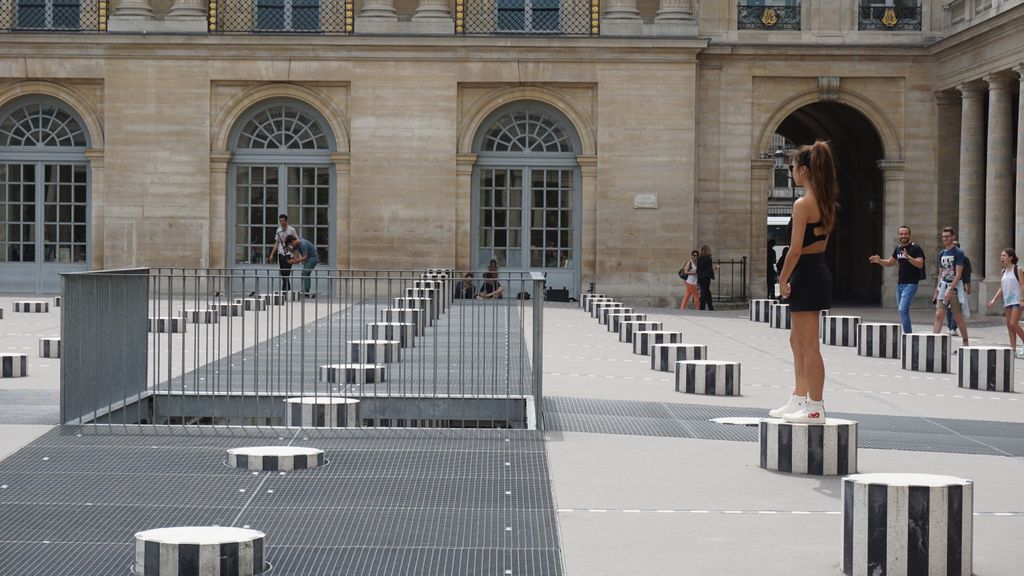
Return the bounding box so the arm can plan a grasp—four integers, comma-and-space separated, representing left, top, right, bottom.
267, 214, 298, 291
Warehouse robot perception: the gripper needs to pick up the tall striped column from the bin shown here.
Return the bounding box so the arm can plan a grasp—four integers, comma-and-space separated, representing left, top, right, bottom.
822, 315, 860, 347
134, 526, 266, 576
857, 323, 901, 359
749, 299, 777, 323
769, 303, 791, 329
958, 346, 1014, 392
901, 333, 951, 373
759, 418, 857, 475
841, 473, 973, 576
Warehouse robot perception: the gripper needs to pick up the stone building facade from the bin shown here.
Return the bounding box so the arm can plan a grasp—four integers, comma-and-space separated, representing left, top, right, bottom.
0, 0, 1022, 306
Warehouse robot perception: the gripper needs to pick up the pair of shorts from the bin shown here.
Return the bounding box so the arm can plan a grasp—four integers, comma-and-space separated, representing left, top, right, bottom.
936, 283, 962, 313
1006, 304, 1020, 311
787, 253, 832, 312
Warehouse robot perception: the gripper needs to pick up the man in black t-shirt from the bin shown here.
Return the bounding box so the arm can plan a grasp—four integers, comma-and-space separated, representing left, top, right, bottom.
868, 225, 925, 333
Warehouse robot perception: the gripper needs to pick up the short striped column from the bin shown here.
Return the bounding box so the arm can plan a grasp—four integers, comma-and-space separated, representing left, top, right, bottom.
901, 333, 951, 373
218, 303, 243, 317
366, 322, 416, 347
227, 446, 325, 472
39, 338, 60, 358
749, 299, 777, 323
822, 316, 860, 347
857, 323, 901, 359
819, 309, 832, 337
379, 308, 424, 335
393, 296, 436, 322
633, 331, 684, 355
406, 287, 441, 309
275, 290, 301, 302
958, 346, 1014, 392
14, 301, 49, 313
260, 293, 284, 306
759, 418, 857, 475
1, 353, 28, 378
180, 309, 220, 324
580, 293, 606, 309
841, 473, 973, 576
769, 303, 791, 329
674, 360, 741, 396
618, 320, 664, 343
420, 274, 451, 302
349, 340, 401, 364
53, 296, 61, 307
0, 308, 4, 319
236, 298, 267, 312
585, 297, 614, 314
318, 363, 385, 385
608, 313, 646, 333
149, 317, 186, 334
599, 306, 633, 325
650, 343, 706, 372
134, 526, 266, 576
285, 396, 361, 427
592, 300, 623, 320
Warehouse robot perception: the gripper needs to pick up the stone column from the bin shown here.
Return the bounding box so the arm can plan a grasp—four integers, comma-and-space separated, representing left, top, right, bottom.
413, 0, 450, 19
1015, 66, 1024, 249
878, 159, 906, 308
750, 159, 774, 300
165, 0, 208, 31
208, 150, 231, 270
332, 152, 351, 269
655, 0, 692, 21
84, 149, 105, 270
455, 154, 476, 271
578, 154, 598, 292
106, 0, 154, 30
359, 0, 398, 19
603, 0, 640, 20
982, 74, 1015, 287
956, 82, 986, 279
935, 91, 961, 237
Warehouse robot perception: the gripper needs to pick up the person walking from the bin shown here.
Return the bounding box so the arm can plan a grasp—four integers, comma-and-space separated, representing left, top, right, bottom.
696, 245, 719, 311
932, 227, 969, 348
267, 214, 298, 291
679, 250, 700, 311
868, 225, 925, 333
286, 234, 319, 294
770, 140, 838, 424
946, 241, 972, 335
767, 240, 778, 299
986, 248, 1024, 358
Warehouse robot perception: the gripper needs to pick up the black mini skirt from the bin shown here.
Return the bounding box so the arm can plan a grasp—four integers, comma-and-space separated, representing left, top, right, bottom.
787, 252, 832, 312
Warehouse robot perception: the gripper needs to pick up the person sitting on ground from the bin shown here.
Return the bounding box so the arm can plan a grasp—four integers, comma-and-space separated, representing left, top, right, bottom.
477, 260, 504, 299
454, 272, 476, 299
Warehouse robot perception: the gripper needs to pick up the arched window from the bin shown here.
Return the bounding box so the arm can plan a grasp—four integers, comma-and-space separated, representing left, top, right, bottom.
229, 100, 335, 266
481, 109, 574, 153
0, 97, 91, 292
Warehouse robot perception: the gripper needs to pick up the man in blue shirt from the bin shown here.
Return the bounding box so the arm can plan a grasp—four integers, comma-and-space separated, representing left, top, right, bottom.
286, 235, 318, 294
931, 227, 969, 347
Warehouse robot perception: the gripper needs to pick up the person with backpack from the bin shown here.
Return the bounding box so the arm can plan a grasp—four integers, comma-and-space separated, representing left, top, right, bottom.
868, 225, 925, 333
946, 241, 972, 335
986, 248, 1024, 358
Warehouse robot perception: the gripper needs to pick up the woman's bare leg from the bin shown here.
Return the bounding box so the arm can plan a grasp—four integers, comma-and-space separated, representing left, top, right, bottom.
792, 311, 823, 400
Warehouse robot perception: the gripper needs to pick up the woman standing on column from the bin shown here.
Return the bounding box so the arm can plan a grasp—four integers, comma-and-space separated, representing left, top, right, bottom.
769, 141, 838, 423
986, 248, 1024, 358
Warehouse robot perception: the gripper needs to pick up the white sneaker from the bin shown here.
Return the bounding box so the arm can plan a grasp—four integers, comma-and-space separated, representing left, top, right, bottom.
1015, 346, 1024, 359
768, 395, 806, 419
948, 327, 958, 336
783, 402, 826, 424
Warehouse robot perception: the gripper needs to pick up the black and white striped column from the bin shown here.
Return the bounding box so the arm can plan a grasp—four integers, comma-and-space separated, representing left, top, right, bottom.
841, 473, 973, 576
218, 303, 243, 317
1, 353, 28, 378
149, 317, 187, 334
393, 296, 437, 322
608, 313, 646, 333
618, 320, 664, 343
674, 360, 741, 396
14, 301, 48, 313
0, 307, 4, 319
134, 526, 266, 576
819, 309, 832, 337
275, 290, 301, 302
180, 309, 220, 324
958, 346, 1014, 392
592, 301, 623, 320
285, 396, 361, 427
259, 293, 284, 306
349, 340, 401, 364
227, 446, 325, 472
901, 333, 951, 373
857, 323, 901, 359
633, 331, 684, 355
53, 296, 61, 307
39, 338, 60, 358
236, 298, 267, 312
379, 308, 424, 335
650, 343, 706, 372
406, 287, 441, 310
759, 418, 857, 475
822, 316, 860, 347
580, 293, 607, 309
366, 322, 416, 347
585, 297, 614, 314
318, 363, 385, 384
750, 299, 777, 323
598, 305, 631, 324
769, 303, 791, 329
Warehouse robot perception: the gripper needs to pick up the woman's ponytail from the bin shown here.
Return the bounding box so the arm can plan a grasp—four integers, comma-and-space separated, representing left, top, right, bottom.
793, 140, 839, 234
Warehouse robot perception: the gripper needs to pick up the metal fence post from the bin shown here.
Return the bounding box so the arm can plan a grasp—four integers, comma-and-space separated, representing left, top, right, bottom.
531, 272, 545, 431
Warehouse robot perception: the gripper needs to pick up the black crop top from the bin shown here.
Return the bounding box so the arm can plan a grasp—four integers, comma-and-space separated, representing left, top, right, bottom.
787, 218, 829, 248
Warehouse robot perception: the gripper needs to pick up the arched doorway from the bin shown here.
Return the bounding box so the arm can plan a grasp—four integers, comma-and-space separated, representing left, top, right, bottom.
471, 102, 583, 296
773, 102, 885, 303
0, 96, 92, 293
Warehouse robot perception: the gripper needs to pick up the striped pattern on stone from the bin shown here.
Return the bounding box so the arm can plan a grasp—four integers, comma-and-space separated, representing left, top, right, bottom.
608, 313, 647, 333
618, 320, 664, 343
218, 303, 244, 317
149, 317, 186, 334
275, 290, 301, 302
579, 293, 606, 309
759, 418, 857, 476
650, 343, 706, 372
53, 296, 61, 307
393, 297, 437, 321
366, 322, 416, 347
585, 297, 614, 314
134, 526, 266, 576
674, 360, 741, 396
260, 293, 284, 306
318, 363, 385, 385
958, 346, 1014, 392
633, 331, 684, 356
14, 301, 49, 313
406, 287, 440, 306
285, 396, 360, 428
349, 340, 401, 364
591, 301, 623, 319
0, 308, 3, 319
819, 309, 832, 337
841, 473, 972, 576
749, 299, 777, 323
599, 306, 633, 325
1, 353, 28, 378
822, 315, 860, 347
379, 308, 424, 335
857, 323, 901, 359
180, 309, 220, 324
39, 337, 61, 358
226, 446, 325, 472
769, 303, 791, 329
237, 298, 267, 311
901, 333, 951, 373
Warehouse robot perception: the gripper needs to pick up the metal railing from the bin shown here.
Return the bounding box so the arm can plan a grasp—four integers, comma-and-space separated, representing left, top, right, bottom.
737, 4, 800, 30
858, 5, 922, 30
456, 0, 598, 35
712, 257, 748, 303
1, 0, 108, 32
61, 267, 545, 430
210, 0, 354, 33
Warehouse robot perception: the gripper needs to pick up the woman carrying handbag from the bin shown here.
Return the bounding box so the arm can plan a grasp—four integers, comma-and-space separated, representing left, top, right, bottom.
679, 250, 700, 311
